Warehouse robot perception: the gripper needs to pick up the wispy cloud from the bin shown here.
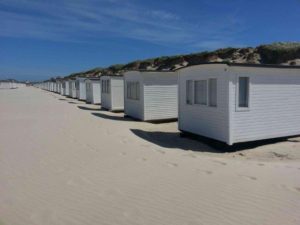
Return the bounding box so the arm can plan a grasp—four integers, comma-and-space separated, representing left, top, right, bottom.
0, 0, 244, 49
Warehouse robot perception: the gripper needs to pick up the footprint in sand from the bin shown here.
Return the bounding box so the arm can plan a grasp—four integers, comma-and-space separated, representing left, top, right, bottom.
167, 162, 178, 167
85, 144, 96, 152
120, 139, 128, 144
141, 144, 151, 148
198, 170, 213, 175
155, 149, 166, 154
138, 158, 147, 162
213, 160, 227, 166
280, 184, 300, 193
183, 153, 197, 158
239, 175, 257, 181
257, 163, 265, 166
294, 187, 300, 192
67, 179, 76, 186
120, 152, 127, 156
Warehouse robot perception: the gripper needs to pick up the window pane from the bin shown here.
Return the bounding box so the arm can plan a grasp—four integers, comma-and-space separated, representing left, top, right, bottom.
132, 82, 136, 99
209, 79, 217, 107
194, 80, 207, 105
239, 77, 249, 107
126, 82, 130, 98
136, 82, 140, 100
129, 82, 132, 99
186, 80, 193, 104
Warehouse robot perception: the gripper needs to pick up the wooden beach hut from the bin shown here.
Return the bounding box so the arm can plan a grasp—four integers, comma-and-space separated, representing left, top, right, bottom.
85, 78, 101, 104
124, 70, 178, 121
76, 77, 87, 100
178, 63, 300, 145
100, 75, 124, 111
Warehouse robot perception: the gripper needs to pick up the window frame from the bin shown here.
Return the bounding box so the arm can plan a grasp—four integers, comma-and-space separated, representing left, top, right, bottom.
194, 80, 208, 106
236, 76, 250, 111
208, 78, 217, 107
186, 78, 218, 108
186, 80, 194, 105
126, 81, 140, 100
101, 79, 110, 94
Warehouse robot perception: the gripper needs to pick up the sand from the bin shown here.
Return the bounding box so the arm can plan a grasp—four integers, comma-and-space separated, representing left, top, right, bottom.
0, 87, 300, 225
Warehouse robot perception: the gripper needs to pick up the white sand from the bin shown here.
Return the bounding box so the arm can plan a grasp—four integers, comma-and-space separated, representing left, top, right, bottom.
0, 87, 300, 225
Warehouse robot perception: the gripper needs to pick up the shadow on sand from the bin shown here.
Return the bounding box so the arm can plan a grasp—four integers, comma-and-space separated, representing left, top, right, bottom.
130, 129, 221, 152
91, 112, 135, 122
77, 106, 102, 111
130, 129, 299, 152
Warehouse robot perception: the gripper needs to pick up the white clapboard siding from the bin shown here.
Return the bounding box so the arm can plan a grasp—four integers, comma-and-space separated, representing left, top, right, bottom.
68, 81, 73, 97
124, 72, 144, 120
92, 81, 101, 104
86, 79, 101, 104
64, 81, 70, 96
143, 72, 178, 121
76, 77, 87, 100
111, 78, 124, 110
0, 82, 11, 89
178, 64, 230, 144
70, 80, 76, 98
124, 71, 177, 121
178, 63, 300, 145
101, 92, 112, 110
101, 76, 124, 111
229, 66, 300, 144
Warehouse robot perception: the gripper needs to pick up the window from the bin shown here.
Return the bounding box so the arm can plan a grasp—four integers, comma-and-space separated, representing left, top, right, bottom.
238, 77, 249, 108
127, 81, 140, 100
106, 80, 110, 94
186, 78, 218, 107
127, 82, 131, 98
209, 79, 217, 107
101, 80, 110, 94
186, 80, 193, 104
194, 80, 207, 105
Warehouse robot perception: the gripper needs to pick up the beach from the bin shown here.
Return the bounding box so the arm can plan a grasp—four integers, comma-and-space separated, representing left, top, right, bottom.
0, 87, 300, 225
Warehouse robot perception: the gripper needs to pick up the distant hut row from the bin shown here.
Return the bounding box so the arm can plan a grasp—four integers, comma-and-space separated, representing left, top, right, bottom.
34, 63, 300, 145
0, 80, 26, 89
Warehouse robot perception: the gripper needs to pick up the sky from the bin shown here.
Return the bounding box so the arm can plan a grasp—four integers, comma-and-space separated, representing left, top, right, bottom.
0, 0, 300, 81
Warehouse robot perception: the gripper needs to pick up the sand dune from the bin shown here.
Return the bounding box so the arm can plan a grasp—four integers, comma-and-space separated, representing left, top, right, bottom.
0, 87, 300, 225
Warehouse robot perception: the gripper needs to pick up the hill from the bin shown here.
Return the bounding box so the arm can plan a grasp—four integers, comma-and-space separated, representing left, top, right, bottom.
61, 42, 300, 80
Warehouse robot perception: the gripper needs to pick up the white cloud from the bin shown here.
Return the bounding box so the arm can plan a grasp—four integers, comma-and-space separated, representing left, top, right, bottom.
0, 0, 243, 48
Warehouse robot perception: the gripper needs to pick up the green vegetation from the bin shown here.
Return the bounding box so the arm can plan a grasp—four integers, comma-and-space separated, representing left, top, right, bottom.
62, 42, 300, 80
257, 42, 300, 64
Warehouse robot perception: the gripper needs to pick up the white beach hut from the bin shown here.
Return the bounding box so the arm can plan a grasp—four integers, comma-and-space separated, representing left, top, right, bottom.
76, 77, 87, 100
100, 75, 124, 111
50, 82, 54, 92
63, 80, 69, 96
85, 78, 101, 104
124, 70, 178, 121
56, 81, 61, 93
178, 63, 300, 145
0, 81, 12, 89
53, 82, 57, 92
68, 79, 76, 98
59, 81, 64, 95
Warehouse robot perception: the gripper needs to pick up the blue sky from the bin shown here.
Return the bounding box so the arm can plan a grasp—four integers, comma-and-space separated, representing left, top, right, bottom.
0, 0, 299, 81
